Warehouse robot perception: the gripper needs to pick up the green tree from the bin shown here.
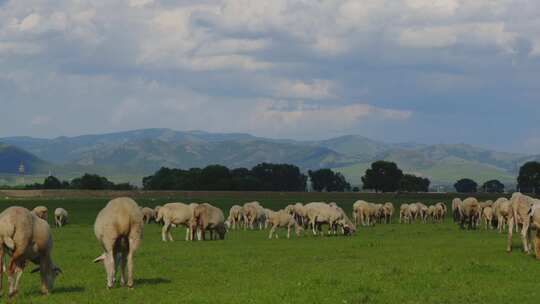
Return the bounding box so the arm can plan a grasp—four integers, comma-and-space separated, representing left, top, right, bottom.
362, 161, 403, 192
251, 163, 306, 191
43, 176, 62, 189
517, 161, 540, 194
481, 179, 505, 193
200, 165, 231, 190
454, 178, 478, 193
71, 174, 114, 190
399, 174, 430, 192
308, 169, 351, 192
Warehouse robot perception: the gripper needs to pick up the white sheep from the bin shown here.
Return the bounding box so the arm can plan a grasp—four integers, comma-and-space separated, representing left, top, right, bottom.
0, 206, 62, 297
54, 208, 68, 227
93, 197, 143, 289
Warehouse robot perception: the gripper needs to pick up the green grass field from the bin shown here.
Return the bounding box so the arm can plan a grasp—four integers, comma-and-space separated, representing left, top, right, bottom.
0, 192, 536, 303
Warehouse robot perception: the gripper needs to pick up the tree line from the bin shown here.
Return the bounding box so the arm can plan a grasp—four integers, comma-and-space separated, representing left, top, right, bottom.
13, 174, 136, 190
5, 160, 539, 194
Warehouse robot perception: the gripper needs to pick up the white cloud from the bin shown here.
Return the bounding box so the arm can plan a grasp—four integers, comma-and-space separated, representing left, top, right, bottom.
19, 13, 41, 31
273, 79, 337, 100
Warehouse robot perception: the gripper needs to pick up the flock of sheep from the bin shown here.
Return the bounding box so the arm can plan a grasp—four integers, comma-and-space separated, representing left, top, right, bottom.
451, 193, 540, 257
0, 192, 539, 298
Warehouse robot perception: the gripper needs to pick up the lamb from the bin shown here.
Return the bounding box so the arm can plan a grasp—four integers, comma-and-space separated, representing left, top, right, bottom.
93, 197, 143, 289
0, 207, 62, 297
190, 203, 226, 240
156, 202, 197, 242
227, 205, 244, 230
54, 208, 68, 227
264, 208, 277, 229
32, 206, 48, 221
141, 207, 155, 224
267, 210, 303, 239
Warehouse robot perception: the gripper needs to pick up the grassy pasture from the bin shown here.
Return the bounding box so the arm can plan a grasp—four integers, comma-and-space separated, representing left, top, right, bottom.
0, 192, 536, 303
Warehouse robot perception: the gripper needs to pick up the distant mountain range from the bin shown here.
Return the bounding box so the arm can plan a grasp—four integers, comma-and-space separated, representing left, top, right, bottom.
1, 128, 538, 186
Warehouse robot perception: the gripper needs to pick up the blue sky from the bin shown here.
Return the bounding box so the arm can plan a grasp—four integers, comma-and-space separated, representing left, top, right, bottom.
0, 0, 539, 153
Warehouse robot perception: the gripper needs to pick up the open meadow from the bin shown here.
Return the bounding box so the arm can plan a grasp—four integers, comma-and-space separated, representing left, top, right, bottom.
0, 191, 537, 304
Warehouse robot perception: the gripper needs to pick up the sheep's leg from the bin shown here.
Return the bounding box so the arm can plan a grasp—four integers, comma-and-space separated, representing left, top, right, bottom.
268, 225, 276, 239
521, 221, 530, 254
507, 217, 514, 253
185, 227, 191, 241
287, 226, 291, 239
161, 221, 170, 242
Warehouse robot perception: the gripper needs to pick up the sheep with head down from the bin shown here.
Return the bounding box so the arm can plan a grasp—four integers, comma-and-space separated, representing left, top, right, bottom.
382, 202, 394, 224
399, 204, 412, 224
0, 206, 62, 297
460, 197, 480, 230
243, 201, 266, 230
54, 208, 68, 227
190, 203, 226, 241
452, 198, 462, 222
141, 207, 155, 224
267, 210, 303, 239
93, 197, 143, 289
227, 205, 244, 230
507, 193, 540, 254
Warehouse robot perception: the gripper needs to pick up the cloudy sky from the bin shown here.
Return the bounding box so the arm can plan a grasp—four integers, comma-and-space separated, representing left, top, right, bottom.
1, 0, 539, 153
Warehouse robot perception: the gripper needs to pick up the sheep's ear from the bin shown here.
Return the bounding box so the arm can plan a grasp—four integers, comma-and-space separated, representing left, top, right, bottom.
93, 254, 106, 263
30, 267, 40, 274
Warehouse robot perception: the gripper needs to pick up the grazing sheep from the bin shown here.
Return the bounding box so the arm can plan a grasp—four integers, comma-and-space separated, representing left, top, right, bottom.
227, 205, 244, 230
243, 202, 266, 230
190, 203, 226, 240
305, 202, 343, 235
435, 202, 447, 221
54, 208, 68, 227
141, 207, 155, 224
329, 203, 356, 235
416, 203, 428, 223
264, 208, 277, 229
507, 193, 540, 254
460, 197, 480, 230
399, 204, 412, 224
452, 198, 462, 222
93, 197, 143, 289
267, 210, 303, 239
353, 201, 371, 227
482, 207, 494, 230
292, 203, 308, 227
32, 206, 48, 221
409, 203, 419, 222
0, 207, 62, 297
427, 205, 436, 222
382, 202, 394, 224
496, 198, 512, 233
156, 203, 196, 242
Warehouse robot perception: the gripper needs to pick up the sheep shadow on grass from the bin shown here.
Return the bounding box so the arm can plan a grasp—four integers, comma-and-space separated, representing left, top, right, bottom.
135, 277, 172, 286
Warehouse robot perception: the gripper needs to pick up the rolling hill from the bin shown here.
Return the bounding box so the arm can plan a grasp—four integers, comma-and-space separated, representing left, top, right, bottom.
0, 129, 535, 187
0, 143, 49, 174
